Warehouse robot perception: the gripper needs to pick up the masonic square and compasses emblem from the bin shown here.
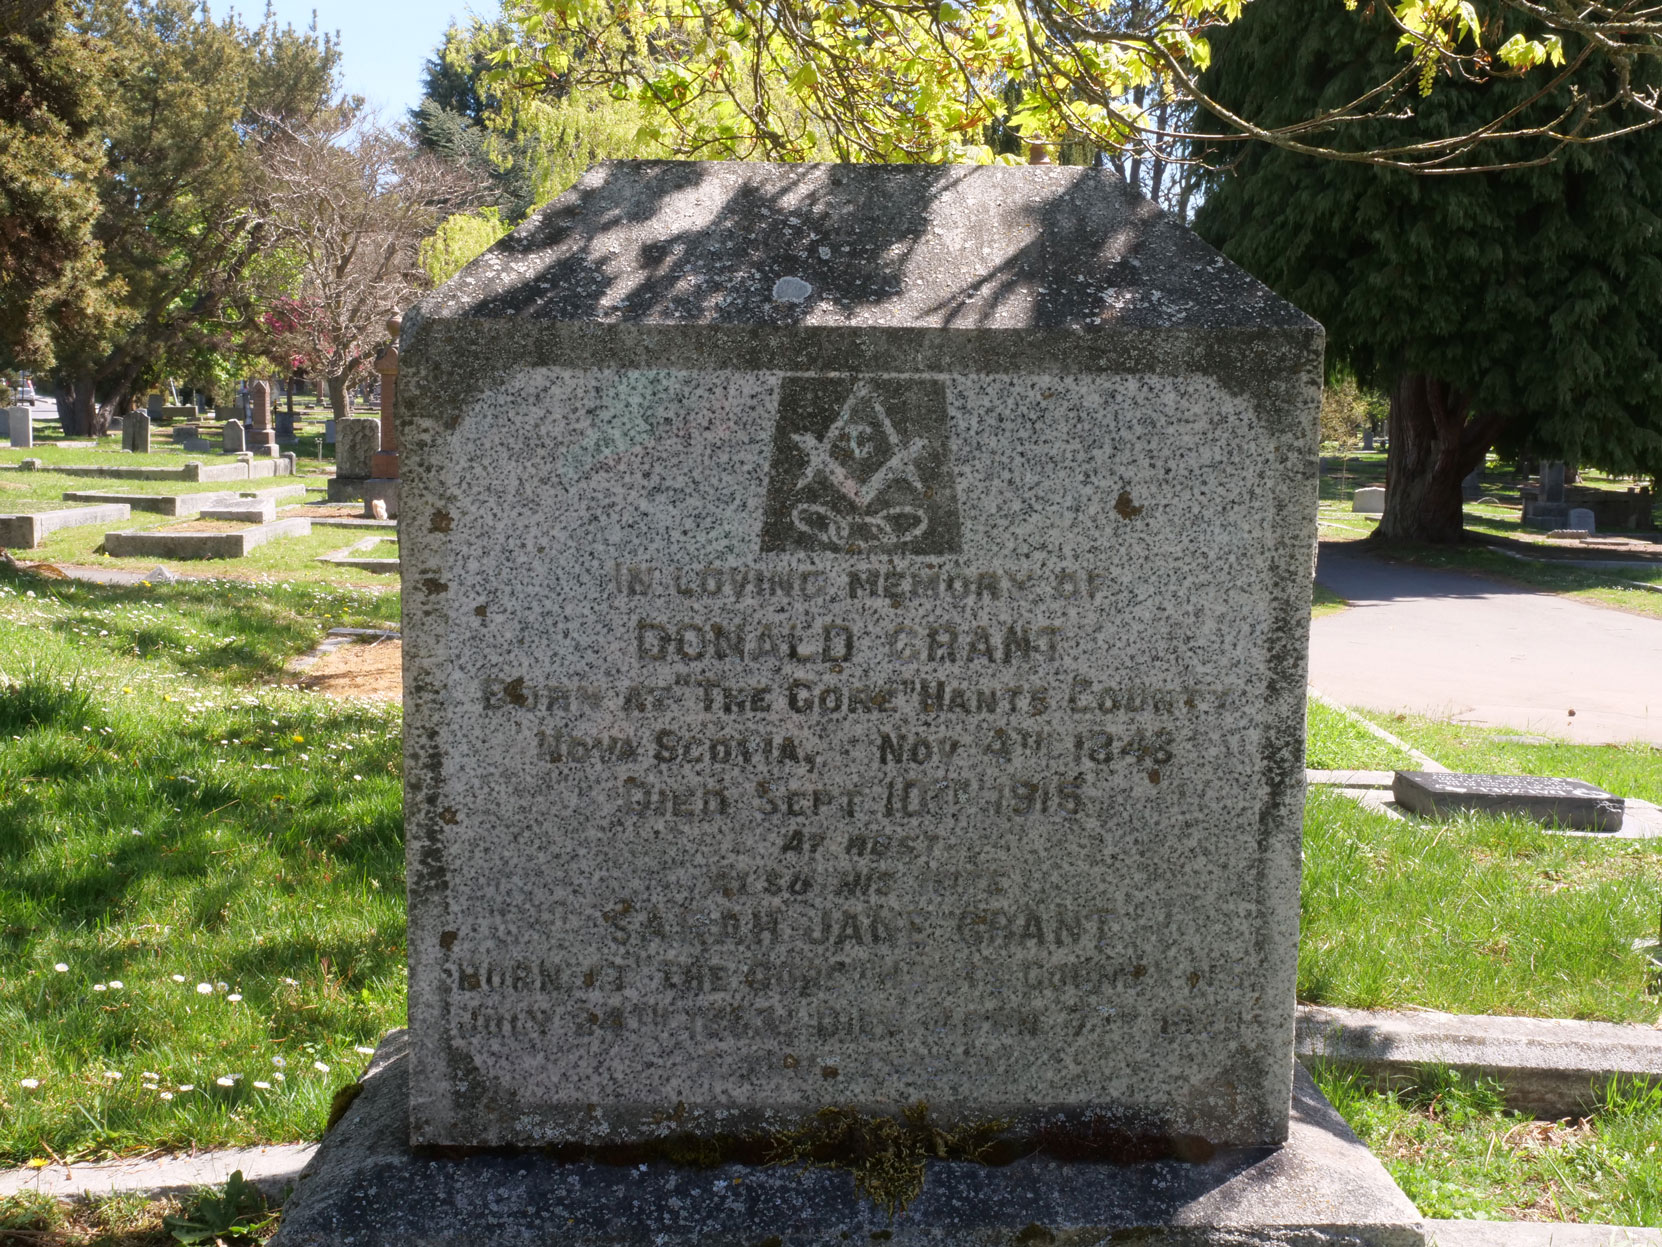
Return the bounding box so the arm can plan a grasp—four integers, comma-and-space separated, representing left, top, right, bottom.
760, 376, 962, 554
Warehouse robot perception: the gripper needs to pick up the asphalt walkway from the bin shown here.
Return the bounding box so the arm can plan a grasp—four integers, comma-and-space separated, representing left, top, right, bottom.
1312, 546, 1662, 745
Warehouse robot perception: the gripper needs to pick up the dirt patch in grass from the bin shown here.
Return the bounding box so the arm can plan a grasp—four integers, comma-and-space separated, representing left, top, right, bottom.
160, 520, 253, 534
300, 639, 401, 701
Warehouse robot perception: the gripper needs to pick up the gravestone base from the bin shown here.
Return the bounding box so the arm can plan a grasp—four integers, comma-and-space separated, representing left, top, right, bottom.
271, 1032, 1424, 1247
358, 477, 399, 518
325, 476, 367, 503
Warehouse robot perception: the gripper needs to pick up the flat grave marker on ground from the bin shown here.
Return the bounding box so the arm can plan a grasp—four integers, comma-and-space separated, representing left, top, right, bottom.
1393, 770, 1625, 832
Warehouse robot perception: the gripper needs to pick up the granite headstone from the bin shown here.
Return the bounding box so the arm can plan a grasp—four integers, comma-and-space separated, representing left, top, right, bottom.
223, 420, 247, 453
1567, 507, 1595, 533
399, 160, 1323, 1153
274, 162, 1428, 1247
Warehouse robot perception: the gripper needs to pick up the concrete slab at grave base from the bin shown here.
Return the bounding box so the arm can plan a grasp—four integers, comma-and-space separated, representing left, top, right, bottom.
62, 483, 307, 516
271, 1032, 1424, 1247
0, 503, 131, 548
104, 516, 310, 559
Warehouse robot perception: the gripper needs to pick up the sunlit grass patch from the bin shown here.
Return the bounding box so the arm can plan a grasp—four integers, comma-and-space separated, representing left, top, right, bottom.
1301, 788, 1662, 1023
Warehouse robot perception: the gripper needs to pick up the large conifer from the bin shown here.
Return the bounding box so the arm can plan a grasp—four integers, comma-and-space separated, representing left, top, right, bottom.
1195, 0, 1662, 542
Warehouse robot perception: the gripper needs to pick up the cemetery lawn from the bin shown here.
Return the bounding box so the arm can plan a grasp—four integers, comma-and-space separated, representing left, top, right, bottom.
1304, 700, 1418, 769
1301, 787, 1662, 1023
1359, 715, 1662, 805
1313, 1064, 1662, 1226
0, 562, 405, 1165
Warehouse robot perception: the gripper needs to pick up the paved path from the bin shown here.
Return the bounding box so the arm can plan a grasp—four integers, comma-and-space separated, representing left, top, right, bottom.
1312, 546, 1662, 745
0, 1143, 313, 1200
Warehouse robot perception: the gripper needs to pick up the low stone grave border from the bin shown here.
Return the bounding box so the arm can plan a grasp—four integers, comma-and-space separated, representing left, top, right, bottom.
6, 457, 295, 482
62, 483, 308, 517
1296, 1004, 1662, 1120
0, 503, 131, 549
315, 535, 398, 574
104, 516, 311, 560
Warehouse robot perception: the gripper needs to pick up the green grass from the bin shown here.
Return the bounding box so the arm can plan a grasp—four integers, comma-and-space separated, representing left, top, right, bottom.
1306, 700, 1419, 770
0, 565, 404, 1164
1360, 715, 1662, 805
1310, 582, 1348, 618
1314, 1064, 1662, 1225
1301, 787, 1662, 1023
0, 463, 388, 586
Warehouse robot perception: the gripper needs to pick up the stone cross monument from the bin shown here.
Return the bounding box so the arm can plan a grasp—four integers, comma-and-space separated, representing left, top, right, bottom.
272, 161, 1421, 1247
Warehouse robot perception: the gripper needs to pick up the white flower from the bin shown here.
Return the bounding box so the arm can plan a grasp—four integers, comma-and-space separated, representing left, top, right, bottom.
216, 1076, 235, 1087
103, 1071, 121, 1081
273, 1072, 285, 1082
172, 974, 185, 983
142, 1071, 159, 1080
93, 983, 107, 992
313, 1061, 330, 1073
196, 983, 212, 994
177, 1084, 194, 1091
53, 963, 68, 973
19, 1078, 40, 1088
281, 977, 298, 986
215, 982, 227, 992
354, 1046, 375, 1055
271, 1056, 286, 1068
108, 981, 123, 990
227, 993, 242, 1002
159, 1091, 174, 1101
353, 775, 363, 782
253, 1081, 271, 1090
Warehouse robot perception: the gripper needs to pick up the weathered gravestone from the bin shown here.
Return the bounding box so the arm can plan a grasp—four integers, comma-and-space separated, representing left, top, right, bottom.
222, 421, 247, 453
1352, 485, 1385, 515
273, 161, 1421, 1246
1393, 771, 1624, 832
328, 417, 379, 502
248, 381, 279, 456
6, 406, 31, 448
1567, 507, 1596, 534
121, 411, 150, 454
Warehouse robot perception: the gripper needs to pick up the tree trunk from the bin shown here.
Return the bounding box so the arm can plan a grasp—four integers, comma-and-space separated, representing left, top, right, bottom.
326, 373, 350, 420
1373, 374, 1507, 544
54, 369, 100, 438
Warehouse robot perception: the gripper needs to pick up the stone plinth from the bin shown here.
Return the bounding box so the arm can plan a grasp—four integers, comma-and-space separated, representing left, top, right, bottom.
0, 503, 131, 549
395, 161, 1323, 1153
271, 1032, 1423, 1247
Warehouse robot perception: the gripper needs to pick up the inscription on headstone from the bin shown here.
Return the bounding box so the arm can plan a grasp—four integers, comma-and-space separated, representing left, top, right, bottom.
399, 162, 1323, 1157
1393, 770, 1624, 832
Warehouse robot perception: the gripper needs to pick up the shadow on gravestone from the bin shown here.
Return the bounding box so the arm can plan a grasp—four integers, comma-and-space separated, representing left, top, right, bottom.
272, 161, 1421, 1247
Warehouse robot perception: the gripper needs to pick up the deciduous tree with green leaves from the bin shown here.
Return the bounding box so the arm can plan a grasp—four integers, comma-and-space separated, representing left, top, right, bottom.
483, 0, 1659, 172
1194, 0, 1662, 543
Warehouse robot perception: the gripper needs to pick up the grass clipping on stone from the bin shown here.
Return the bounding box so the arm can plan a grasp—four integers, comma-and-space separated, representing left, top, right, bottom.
768, 1103, 1008, 1218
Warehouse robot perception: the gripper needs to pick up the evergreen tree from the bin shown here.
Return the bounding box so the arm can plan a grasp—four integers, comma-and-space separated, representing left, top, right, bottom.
0, 0, 112, 374
1195, 0, 1662, 542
